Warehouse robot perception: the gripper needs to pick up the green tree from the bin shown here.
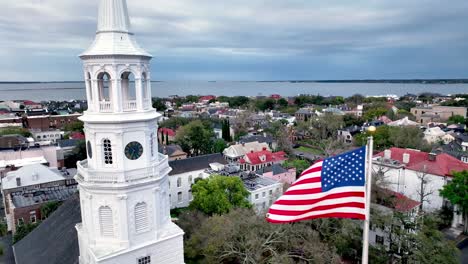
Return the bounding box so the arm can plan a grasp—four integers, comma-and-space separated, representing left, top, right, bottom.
284, 159, 310, 176
343, 114, 364, 127
64, 140, 86, 168
355, 126, 390, 150
181, 208, 341, 264
255, 98, 276, 111
363, 107, 387, 121
299, 114, 345, 157
0, 127, 31, 137
345, 94, 365, 105
407, 215, 460, 263
152, 98, 167, 112
190, 175, 251, 215
175, 120, 215, 156
159, 117, 190, 130
185, 95, 200, 103
212, 139, 227, 153
13, 222, 40, 243
0, 221, 7, 237
264, 121, 292, 153
63, 121, 84, 133
440, 170, 468, 234
447, 115, 465, 125
277, 98, 289, 108
221, 119, 231, 142
40, 201, 62, 219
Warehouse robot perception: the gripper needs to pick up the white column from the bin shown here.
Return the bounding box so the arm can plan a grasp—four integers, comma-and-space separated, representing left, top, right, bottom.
118, 195, 130, 248
135, 77, 143, 110
146, 72, 153, 105
112, 78, 122, 112
92, 79, 100, 112
84, 73, 93, 111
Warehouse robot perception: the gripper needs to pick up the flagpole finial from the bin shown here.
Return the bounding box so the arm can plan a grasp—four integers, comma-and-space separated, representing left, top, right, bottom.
367, 126, 377, 133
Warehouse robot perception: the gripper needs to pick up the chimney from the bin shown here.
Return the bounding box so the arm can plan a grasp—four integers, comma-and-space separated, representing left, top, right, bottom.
403, 153, 410, 164
428, 153, 437, 162
16, 177, 21, 187
384, 149, 392, 160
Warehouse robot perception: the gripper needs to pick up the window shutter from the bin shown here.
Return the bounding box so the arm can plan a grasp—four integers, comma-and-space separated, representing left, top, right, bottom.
135, 202, 148, 233
99, 206, 114, 237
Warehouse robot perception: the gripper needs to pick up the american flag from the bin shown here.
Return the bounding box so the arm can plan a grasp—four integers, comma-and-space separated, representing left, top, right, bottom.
267, 147, 367, 223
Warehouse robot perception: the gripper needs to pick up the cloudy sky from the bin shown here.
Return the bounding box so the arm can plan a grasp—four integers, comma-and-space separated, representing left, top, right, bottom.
0, 0, 467, 81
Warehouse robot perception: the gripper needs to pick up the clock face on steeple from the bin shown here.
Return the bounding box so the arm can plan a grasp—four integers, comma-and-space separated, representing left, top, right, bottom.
125, 141, 143, 160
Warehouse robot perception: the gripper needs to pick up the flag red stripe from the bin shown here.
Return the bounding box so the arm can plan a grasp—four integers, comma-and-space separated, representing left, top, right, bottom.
284, 187, 322, 195
267, 212, 366, 224
268, 202, 365, 216
300, 166, 322, 177
291, 177, 321, 186
274, 192, 365, 205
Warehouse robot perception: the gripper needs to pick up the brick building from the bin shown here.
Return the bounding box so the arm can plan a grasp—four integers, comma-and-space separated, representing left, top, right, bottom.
1, 164, 77, 233
410, 106, 467, 124
0, 113, 81, 130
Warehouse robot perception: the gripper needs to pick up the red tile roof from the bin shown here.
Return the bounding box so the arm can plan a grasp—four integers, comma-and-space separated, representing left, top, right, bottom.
378, 115, 393, 124
381, 189, 420, 213
199, 95, 216, 102
270, 94, 281, 99
240, 150, 287, 165
23, 100, 40, 106
158, 127, 176, 137
375, 147, 468, 177
70, 132, 85, 140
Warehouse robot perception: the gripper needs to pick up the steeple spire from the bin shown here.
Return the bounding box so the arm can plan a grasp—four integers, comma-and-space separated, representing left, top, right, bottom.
80, 0, 151, 57
97, 0, 131, 33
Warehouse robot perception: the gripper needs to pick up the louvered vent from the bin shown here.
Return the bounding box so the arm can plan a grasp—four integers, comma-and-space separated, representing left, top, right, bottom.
99, 206, 114, 237
135, 202, 148, 233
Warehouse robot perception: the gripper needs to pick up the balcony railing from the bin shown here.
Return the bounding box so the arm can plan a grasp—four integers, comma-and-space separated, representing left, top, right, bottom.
76, 154, 171, 183
123, 100, 137, 111
99, 101, 113, 112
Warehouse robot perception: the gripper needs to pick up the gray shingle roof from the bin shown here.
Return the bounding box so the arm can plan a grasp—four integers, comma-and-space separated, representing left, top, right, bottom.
239, 135, 274, 144
169, 153, 226, 175
13, 193, 81, 264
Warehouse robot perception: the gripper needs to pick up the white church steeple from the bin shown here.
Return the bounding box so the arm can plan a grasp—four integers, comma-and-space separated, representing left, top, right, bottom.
75, 1, 185, 263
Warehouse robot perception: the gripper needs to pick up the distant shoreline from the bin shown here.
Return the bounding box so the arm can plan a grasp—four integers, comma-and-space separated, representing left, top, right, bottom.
1, 79, 468, 84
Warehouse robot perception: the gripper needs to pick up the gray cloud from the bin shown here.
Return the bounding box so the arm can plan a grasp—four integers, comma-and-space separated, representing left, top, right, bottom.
0, 0, 467, 81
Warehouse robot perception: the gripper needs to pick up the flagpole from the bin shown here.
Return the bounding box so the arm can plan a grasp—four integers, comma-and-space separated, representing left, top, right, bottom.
362, 126, 375, 264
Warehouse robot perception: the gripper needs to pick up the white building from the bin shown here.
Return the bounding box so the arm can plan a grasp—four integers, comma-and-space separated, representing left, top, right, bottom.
387, 117, 419, 127
423, 127, 446, 144
374, 148, 468, 227
168, 154, 226, 209
30, 129, 64, 143
74, 1, 184, 264
0, 145, 63, 177
243, 176, 283, 213
223, 141, 270, 162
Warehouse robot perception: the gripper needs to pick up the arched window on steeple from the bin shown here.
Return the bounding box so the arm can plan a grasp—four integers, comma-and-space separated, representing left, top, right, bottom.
97, 72, 112, 112
97, 72, 111, 101
121, 72, 137, 111
134, 202, 149, 233
99, 206, 114, 237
